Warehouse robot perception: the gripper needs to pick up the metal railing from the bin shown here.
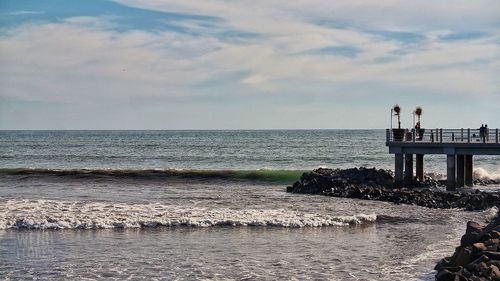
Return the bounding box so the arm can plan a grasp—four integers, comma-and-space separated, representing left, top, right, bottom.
386, 128, 500, 144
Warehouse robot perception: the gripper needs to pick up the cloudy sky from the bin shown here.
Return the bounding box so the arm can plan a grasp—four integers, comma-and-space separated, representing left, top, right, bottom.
0, 0, 499, 129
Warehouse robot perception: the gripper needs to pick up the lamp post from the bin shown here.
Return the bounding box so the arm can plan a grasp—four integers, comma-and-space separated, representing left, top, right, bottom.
390, 108, 393, 130
413, 110, 416, 129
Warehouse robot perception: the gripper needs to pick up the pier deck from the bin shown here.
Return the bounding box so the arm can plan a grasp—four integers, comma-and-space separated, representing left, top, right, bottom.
385, 128, 500, 190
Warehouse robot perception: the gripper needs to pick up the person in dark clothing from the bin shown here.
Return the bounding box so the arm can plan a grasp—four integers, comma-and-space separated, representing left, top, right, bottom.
480, 124, 485, 143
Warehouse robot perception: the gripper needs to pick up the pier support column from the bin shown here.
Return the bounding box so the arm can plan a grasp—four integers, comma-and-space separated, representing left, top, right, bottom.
395, 153, 404, 187
465, 155, 474, 187
447, 154, 456, 191
404, 154, 413, 185
416, 154, 424, 182
456, 155, 465, 188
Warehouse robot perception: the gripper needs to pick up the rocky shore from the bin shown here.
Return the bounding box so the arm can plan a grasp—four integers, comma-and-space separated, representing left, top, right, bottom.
286, 168, 500, 211
435, 213, 500, 281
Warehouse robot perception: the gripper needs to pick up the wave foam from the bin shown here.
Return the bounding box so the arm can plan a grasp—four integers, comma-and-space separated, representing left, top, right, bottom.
425, 167, 500, 182
0, 199, 376, 230
484, 206, 499, 221
474, 167, 500, 181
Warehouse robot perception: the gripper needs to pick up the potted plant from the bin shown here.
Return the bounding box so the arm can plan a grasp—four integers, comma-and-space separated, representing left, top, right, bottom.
415, 106, 425, 140
392, 104, 405, 141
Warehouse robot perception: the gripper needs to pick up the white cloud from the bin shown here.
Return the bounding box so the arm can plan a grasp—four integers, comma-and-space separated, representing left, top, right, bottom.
0, 17, 229, 103
0, 1, 499, 128
109, 0, 500, 96
114, 0, 500, 32
3, 10, 44, 16
242, 74, 267, 85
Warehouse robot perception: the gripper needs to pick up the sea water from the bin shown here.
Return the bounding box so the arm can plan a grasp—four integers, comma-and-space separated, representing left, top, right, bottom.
1, 130, 499, 280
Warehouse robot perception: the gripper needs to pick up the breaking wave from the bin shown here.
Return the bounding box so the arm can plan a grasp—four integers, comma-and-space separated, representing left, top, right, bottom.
0, 168, 305, 184
0, 199, 376, 230
474, 167, 500, 181
425, 167, 500, 182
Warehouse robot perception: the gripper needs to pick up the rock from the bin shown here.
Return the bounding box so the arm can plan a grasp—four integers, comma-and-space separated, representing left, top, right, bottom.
491, 265, 500, 278
435, 269, 456, 281
486, 239, 500, 246
467, 221, 484, 234
473, 243, 488, 251
461, 233, 480, 248
488, 260, 500, 268
288, 168, 500, 211
490, 231, 500, 239
436, 211, 500, 281
483, 251, 500, 260
436, 258, 453, 270
486, 244, 498, 252
470, 255, 490, 266
453, 247, 473, 266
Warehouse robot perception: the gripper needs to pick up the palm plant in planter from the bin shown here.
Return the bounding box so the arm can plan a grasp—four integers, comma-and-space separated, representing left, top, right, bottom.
392, 104, 405, 141
415, 106, 425, 140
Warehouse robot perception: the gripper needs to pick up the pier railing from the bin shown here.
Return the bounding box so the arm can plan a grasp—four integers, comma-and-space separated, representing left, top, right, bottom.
386, 128, 500, 144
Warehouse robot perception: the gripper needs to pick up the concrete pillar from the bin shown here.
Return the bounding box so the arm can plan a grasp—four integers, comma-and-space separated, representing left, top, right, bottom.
447, 154, 456, 191
416, 154, 424, 182
456, 155, 465, 187
465, 155, 474, 187
395, 153, 404, 187
404, 154, 413, 185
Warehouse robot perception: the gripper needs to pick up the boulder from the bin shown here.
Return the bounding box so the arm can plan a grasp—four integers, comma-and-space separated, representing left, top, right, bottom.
435, 269, 456, 281
436, 211, 500, 281
288, 168, 500, 211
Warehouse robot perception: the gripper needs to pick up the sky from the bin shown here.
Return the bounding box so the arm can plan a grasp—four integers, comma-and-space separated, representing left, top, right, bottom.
0, 0, 499, 129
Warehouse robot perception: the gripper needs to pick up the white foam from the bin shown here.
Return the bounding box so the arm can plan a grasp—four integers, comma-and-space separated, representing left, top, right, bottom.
425, 167, 500, 182
484, 206, 499, 221
0, 199, 377, 230
424, 172, 446, 181
474, 167, 500, 181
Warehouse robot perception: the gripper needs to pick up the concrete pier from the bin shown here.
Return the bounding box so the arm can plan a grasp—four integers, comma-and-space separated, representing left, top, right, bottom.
447, 154, 456, 191
404, 154, 413, 184
416, 154, 424, 182
465, 155, 473, 187
395, 153, 404, 187
456, 155, 465, 187
386, 128, 500, 189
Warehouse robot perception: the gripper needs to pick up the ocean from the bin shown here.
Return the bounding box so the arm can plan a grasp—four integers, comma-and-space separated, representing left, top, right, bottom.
1, 130, 499, 280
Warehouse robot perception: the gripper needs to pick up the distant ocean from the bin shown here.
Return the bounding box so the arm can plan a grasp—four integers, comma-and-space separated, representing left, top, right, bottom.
1, 130, 499, 280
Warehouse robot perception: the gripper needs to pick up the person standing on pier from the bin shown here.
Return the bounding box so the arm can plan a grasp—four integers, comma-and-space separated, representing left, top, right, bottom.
479, 124, 486, 143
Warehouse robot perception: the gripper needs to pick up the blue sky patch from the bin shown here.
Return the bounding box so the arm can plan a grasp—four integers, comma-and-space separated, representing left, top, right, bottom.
0, 0, 218, 33
307, 46, 360, 58
372, 30, 426, 44
440, 32, 487, 41
0, 0, 261, 42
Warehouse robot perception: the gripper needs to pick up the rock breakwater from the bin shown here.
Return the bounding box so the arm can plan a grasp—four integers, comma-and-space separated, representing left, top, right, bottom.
287, 168, 500, 211
435, 212, 500, 281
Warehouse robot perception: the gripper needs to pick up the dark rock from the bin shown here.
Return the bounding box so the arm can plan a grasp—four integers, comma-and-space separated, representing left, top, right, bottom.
491, 265, 500, 278
467, 221, 484, 234
470, 255, 490, 267
453, 247, 473, 266
436, 211, 500, 281
436, 258, 453, 270
288, 168, 500, 211
473, 243, 488, 251
435, 269, 456, 281
483, 252, 500, 260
